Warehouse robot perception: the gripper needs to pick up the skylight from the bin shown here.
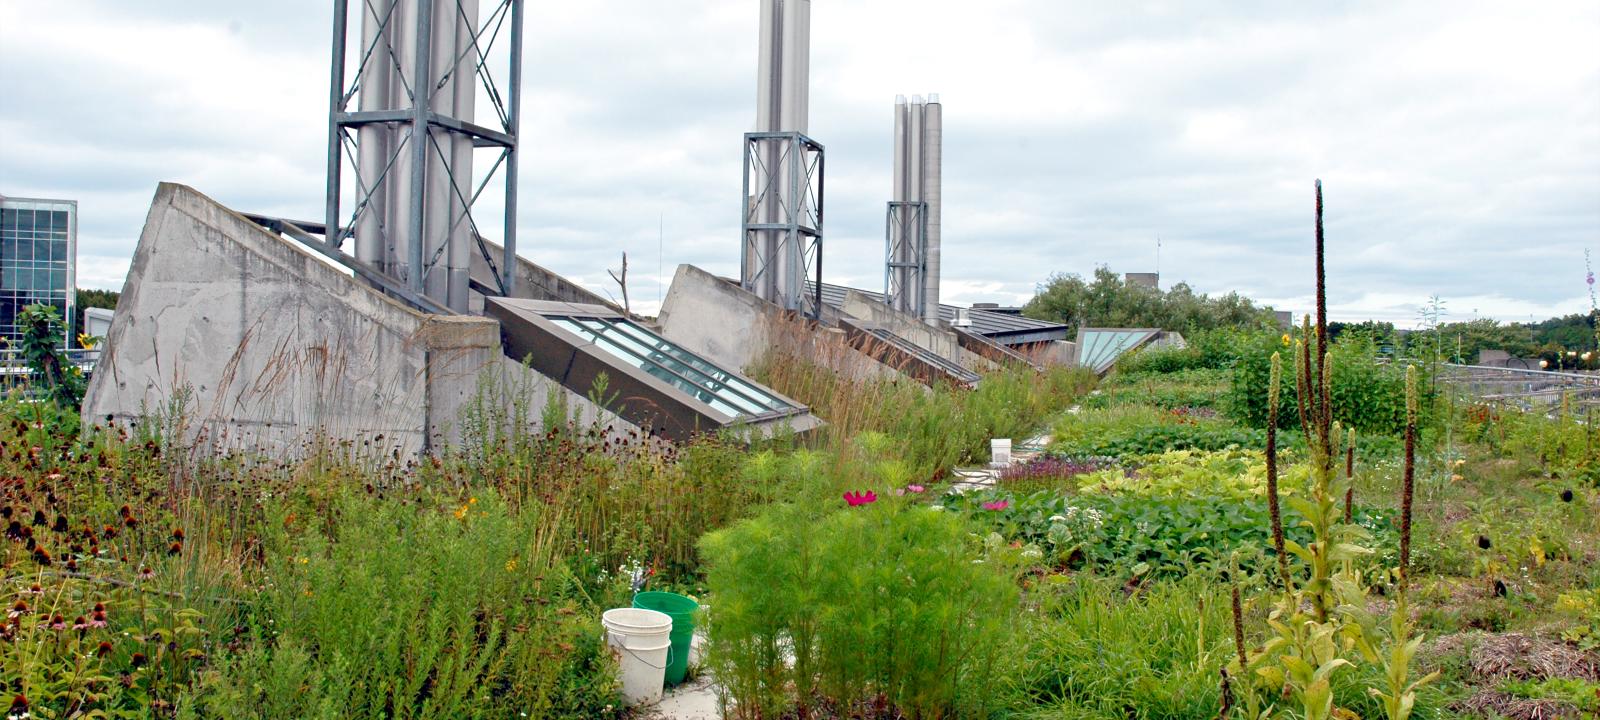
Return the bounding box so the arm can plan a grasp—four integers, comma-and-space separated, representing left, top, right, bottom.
1077, 328, 1162, 374
546, 315, 798, 420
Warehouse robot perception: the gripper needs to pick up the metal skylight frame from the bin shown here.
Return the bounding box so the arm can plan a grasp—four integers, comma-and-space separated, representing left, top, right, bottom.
544, 315, 799, 422
484, 298, 815, 441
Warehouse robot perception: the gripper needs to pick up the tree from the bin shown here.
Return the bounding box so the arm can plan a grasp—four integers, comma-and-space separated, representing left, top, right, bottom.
1022, 266, 1279, 335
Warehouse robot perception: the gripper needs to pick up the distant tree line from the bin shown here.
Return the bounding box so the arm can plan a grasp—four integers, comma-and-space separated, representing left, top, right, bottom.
1330, 311, 1599, 370
1021, 267, 1280, 336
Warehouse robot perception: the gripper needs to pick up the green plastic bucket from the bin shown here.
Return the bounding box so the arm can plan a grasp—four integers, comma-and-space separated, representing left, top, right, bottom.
632, 591, 698, 686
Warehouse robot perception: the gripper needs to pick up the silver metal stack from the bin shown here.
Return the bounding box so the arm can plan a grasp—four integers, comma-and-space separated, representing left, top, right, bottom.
324, 0, 524, 313
886, 94, 942, 324
742, 0, 825, 317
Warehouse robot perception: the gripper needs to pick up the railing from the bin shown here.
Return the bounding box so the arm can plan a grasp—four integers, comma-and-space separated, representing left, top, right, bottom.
1438, 363, 1600, 411
0, 347, 99, 377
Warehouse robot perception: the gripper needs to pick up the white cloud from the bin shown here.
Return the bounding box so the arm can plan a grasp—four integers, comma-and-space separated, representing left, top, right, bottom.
1, 0, 1596, 325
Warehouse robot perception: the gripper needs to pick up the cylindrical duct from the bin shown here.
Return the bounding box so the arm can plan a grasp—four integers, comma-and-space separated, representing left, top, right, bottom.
387, 0, 419, 280
780, 0, 809, 134
923, 96, 942, 324
355, 0, 394, 270
755, 0, 780, 133
446, 0, 477, 311
422, 0, 458, 303
890, 95, 908, 311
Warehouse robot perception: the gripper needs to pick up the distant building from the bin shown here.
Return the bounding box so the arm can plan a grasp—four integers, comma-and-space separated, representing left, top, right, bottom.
1124, 272, 1159, 289
0, 196, 77, 348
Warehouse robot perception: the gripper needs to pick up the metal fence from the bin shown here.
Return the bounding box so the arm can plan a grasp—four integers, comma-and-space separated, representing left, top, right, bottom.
0, 347, 99, 378
1438, 363, 1600, 412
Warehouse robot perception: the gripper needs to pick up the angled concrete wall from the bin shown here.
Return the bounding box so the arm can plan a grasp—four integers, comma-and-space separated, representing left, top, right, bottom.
657, 264, 896, 383
84, 183, 608, 455
838, 290, 998, 372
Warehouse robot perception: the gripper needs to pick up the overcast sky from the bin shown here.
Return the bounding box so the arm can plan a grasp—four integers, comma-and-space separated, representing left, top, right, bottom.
2, 0, 1596, 326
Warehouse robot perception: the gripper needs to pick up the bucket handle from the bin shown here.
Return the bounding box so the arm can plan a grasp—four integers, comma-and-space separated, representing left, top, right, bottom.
611, 632, 674, 671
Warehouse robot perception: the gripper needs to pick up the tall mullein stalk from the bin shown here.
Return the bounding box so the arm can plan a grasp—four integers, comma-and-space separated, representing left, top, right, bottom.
1399, 369, 1417, 589
1267, 353, 1290, 590
1343, 432, 1356, 525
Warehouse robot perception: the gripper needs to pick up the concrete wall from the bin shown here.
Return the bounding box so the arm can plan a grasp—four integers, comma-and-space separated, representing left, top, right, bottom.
838, 290, 997, 372
657, 263, 897, 383
469, 237, 616, 309
84, 183, 608, 456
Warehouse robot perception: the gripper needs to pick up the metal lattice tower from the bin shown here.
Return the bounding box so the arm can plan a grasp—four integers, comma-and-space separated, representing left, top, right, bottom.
886, 94, 941, 323
742, 0, 824, 317
324, 0, 524, 313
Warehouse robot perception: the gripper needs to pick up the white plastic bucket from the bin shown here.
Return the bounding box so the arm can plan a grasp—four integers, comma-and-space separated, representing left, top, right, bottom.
602, 607, 674, 706
991, 438, 1012, 467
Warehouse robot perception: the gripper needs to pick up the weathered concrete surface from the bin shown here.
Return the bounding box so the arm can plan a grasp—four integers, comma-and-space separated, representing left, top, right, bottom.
657, 264, 897, 384
838, 289, 997, 372
83, 183, 606, 455
468, 236, 617, 309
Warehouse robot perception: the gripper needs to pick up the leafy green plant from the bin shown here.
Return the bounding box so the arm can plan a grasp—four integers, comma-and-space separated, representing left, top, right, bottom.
700, 499, 1019, 718
16, 303, 86, 408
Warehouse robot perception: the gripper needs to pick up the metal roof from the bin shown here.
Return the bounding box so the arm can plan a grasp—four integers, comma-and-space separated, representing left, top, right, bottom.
812, 282, 1068, 344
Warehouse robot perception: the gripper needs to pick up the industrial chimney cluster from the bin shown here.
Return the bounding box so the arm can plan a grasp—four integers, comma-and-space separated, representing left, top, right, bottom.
886, 94, 942, 324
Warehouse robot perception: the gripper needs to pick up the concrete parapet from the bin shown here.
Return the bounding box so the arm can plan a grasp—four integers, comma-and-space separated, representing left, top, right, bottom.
83, 183, 606, 455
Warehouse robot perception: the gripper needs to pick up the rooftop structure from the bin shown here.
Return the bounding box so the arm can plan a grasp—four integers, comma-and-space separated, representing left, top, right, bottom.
0, 196, 76, 348
812, 282, 1069, 347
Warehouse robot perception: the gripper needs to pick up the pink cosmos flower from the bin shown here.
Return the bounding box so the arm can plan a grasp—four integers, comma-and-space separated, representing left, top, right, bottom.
981, 499, 1011, 511
905, 484, 926, 494
843, 490, 878, 507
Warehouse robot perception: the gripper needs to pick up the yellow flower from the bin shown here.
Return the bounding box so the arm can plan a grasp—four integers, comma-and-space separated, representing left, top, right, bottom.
1281, 333, 1292, 347
504, 559, 518, 573
454, 504, 470, 520
1450, 474, 1464, 483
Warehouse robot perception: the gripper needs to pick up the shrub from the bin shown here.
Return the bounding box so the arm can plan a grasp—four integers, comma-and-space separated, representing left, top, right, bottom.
184, 490, 622, 719
1228, 330, 1423, 435
700, 499, 1018, 718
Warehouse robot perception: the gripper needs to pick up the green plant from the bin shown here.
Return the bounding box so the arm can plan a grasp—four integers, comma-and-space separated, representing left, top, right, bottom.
16, 303, 86, 408
701, 499, 1018, 718
186, 490, 622, 719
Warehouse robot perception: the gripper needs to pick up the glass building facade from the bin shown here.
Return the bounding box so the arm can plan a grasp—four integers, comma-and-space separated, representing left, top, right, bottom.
0, 197, 77, 348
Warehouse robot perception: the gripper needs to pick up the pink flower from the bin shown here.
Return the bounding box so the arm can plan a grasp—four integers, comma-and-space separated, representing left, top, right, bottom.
843, 490, 878, 507
981, 499, 1011, 511
905, 484, 926, 494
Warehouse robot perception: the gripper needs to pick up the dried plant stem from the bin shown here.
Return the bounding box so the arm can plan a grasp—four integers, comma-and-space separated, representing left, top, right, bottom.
1400, 366, 1418, 589
1344, 433, 1356, 524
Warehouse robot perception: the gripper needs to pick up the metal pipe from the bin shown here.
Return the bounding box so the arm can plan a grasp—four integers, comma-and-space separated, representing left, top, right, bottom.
423, 0, 456, 303
890, 95, 907, 310
354, 0, 392, 269
446, 0, 477, 311
406, 0, 434, 293
780, 0, 806, 133
923, 95, 942, 324
503, 0, 523, 296
325, 0, 349, 251
389, 0, 418, 277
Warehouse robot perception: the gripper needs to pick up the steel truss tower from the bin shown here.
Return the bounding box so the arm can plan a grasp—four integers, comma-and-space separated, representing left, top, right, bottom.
743, 0, 825, 317
324, 0, 524, 313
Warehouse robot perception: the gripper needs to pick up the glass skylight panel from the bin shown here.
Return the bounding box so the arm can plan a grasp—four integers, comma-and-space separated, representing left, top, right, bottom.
1079, 329, 1159, 372
547, 316, 798, 420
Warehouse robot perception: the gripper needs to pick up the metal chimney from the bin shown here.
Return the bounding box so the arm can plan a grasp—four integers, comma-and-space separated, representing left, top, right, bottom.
325, 0, 525, 312
884, 93, 941, 324
742, 0, 825, 317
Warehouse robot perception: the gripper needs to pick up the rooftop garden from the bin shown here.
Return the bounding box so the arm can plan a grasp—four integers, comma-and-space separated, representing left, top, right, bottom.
0, 191, 1594, 719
